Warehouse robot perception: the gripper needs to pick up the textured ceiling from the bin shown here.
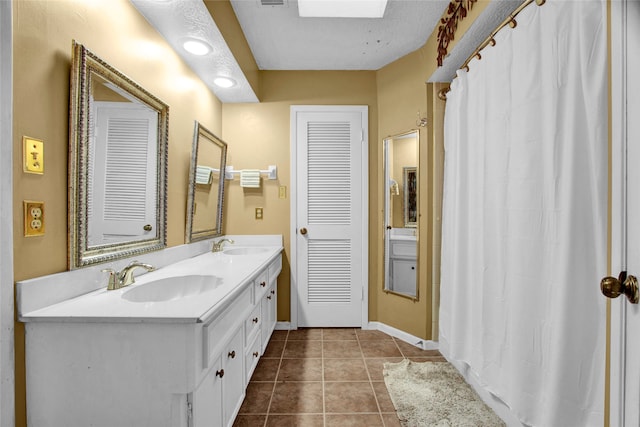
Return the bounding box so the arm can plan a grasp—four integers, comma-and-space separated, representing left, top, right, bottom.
131, 0, 259, 103
230, 0, 450, 70
131, 0, 526, 102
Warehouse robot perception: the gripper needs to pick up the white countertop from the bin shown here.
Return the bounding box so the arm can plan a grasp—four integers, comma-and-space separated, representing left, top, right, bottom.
19, 246, 282, 324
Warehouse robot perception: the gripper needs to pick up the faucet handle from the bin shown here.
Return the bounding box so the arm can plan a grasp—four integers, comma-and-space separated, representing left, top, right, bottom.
101, 268, 117, 291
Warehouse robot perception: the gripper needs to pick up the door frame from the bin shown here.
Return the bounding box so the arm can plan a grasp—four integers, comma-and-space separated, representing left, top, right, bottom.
289, 105, 369, 329
0, 1, 14, 424
609, 0, 628, 425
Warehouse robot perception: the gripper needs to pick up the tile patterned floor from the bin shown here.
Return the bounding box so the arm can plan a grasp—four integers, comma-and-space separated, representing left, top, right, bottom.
233, 328, 446, 427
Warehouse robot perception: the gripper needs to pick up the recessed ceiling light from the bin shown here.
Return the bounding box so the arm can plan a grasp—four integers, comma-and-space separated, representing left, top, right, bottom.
182, 38, 211, 56
298, 0, 388, 18
214, 77, 236, 88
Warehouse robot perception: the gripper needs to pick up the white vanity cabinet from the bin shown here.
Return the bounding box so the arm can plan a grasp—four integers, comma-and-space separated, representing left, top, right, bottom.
20, 247, 283, 427
388, 237, 417, 294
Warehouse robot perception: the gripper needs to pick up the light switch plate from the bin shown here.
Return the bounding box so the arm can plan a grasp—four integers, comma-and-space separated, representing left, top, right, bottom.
24, 201, 45, 237
279, 186, 287, 199
23, 136, 44, 174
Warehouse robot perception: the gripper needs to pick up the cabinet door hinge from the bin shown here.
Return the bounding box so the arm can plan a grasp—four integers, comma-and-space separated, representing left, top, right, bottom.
187, 401, 193, 419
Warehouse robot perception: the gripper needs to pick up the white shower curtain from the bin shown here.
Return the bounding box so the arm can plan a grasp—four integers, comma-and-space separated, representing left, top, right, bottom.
439, 1, 607, 426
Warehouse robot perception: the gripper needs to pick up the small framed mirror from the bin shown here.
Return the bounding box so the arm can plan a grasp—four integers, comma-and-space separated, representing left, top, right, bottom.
68, 41, 169, 269
185, 121, 227, 243
383, 130, 419, 299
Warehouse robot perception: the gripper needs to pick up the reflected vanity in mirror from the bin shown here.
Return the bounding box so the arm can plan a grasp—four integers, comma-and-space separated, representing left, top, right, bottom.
68, 41, 169, 269
185, 121, 227, 243
383, 130, 419, 299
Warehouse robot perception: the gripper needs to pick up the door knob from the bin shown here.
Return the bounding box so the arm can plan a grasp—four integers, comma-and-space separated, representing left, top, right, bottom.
601, 271, 639, 304
300, 227, 308, 235
143, 224, 152, 231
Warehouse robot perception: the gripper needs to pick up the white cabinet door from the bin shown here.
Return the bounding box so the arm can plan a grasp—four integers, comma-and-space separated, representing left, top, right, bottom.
261, 282, 277, 352
222, 327, 245, 427
190, 356, 223, 427
191, 326, 244, 427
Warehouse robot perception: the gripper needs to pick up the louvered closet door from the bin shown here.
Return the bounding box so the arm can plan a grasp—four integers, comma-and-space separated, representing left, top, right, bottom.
90, 102, 158, 246
296, 109, 365, 327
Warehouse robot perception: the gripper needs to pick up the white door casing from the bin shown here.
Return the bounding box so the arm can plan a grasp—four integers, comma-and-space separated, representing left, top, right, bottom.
290, 106, 368, 328
0, 1, 14, 425
609, 1, 639, 425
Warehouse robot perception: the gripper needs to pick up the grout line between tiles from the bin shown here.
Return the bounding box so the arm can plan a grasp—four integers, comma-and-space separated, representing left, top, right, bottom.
321, 328, 327, 427
262, 330, 287, 427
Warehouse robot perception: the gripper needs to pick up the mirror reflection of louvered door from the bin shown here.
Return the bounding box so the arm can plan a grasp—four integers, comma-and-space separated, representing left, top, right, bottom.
293, 106, 368, 327
90, 102, 158, 246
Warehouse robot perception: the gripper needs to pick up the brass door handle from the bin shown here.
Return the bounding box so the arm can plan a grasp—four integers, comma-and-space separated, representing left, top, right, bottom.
300, 227, 308, 235
601, 271, 639, 304
143, 224, 152, 231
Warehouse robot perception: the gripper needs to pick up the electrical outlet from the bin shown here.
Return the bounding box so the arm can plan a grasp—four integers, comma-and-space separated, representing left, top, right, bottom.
24, 201, 45, 237
279, 186, 287, 199
255, 207, 263, 220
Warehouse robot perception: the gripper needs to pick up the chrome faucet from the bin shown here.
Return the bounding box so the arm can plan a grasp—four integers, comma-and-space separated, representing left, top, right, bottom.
212, 238, 234, 253
102, 261, 155, 290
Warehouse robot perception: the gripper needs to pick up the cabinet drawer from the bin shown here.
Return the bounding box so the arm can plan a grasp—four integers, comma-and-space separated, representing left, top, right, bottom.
244, 303, 261, 345
203, 286, 252, 369
254, 269, 269, 301
245, 333, 262, 383
390, 240, 417, 258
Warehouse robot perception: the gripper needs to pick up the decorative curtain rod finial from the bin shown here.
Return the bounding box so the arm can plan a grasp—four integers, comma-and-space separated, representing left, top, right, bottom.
438, 88, 450, 101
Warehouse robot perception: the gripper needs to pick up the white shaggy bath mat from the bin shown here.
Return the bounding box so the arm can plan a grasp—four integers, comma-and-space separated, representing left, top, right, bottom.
383, 359, 505, 427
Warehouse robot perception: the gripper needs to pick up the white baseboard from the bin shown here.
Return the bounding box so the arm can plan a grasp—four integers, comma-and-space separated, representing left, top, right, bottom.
275, 321, 291, 330
367, 321, 439, 351
276, 321, 438, 352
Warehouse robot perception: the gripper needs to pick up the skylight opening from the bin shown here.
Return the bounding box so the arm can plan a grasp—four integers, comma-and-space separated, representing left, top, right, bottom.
298, 0, 388, 18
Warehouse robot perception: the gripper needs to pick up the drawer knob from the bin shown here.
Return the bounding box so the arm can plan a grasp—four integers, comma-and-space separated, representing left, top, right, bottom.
253, 351, 259, 358
260, 281, 266, 287
267, 295, 272, 300
253, 317, 259, 323
216, 369, 225, 378
270, 290, 275, 295
228, 350, 236, 359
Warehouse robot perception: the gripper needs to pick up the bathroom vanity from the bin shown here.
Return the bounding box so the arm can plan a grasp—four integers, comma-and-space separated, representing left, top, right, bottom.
387, 228, 417, 296
18, 240, 282, 427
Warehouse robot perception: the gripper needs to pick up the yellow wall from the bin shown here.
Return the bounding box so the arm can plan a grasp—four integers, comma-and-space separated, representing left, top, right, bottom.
222, 70, 378, 321
375, 48, 432, 339
13, 1, 223, 424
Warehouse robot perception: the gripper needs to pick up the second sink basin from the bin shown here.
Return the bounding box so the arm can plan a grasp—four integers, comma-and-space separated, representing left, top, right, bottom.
223, 247, 269, 256
122, 275, 223, 303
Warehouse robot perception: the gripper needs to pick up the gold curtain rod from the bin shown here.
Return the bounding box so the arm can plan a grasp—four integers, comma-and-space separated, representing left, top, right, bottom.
438, 0, 546, 101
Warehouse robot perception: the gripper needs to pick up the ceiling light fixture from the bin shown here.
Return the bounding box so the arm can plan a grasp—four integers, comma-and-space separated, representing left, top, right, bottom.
213, 77, 236, 88
182, 38, 212, 56
298, 0, 388, 18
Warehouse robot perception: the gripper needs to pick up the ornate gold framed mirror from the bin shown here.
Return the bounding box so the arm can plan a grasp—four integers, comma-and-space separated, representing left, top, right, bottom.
383, 130, 419, 299
68, 41, 169, 269
185, 121, 227, 243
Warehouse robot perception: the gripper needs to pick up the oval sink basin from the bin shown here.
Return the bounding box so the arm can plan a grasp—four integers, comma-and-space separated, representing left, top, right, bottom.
122, 275, 223, 303
223, 247, 269, 256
